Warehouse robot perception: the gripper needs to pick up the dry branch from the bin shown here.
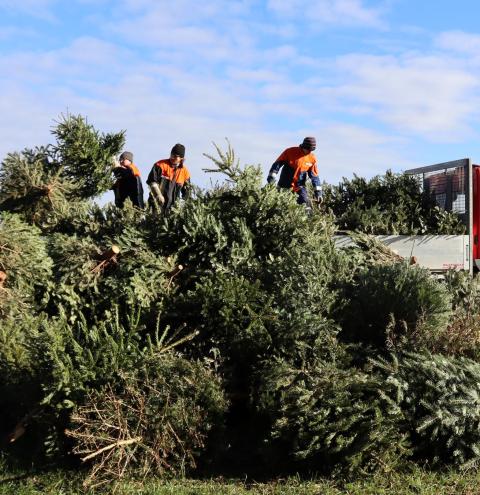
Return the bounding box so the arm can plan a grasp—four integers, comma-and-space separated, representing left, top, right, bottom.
81, 436, 142, 462
167, 265, 183, 288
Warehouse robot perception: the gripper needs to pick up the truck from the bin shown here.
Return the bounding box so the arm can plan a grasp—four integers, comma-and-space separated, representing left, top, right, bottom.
335, 158, 480, 274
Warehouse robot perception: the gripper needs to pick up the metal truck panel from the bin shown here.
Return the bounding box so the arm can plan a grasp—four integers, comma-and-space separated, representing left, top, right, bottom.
405, 159, 474, 273
334, 235, 470, 272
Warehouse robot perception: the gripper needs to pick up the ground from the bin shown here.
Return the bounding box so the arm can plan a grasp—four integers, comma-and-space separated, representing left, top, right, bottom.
2, 465, 480, 495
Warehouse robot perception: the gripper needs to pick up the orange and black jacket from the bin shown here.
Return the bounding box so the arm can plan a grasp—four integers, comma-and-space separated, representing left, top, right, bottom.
267, 147, 321, 194
147, 159, 191, 210
113, 163, 145, 208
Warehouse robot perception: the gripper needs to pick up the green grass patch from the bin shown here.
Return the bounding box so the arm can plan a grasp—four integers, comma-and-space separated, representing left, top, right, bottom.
2, 465, 480, 495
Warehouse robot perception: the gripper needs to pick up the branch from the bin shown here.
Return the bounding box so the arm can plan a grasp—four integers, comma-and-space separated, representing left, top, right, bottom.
167, 265, 183, 288
160, 330, 199, 353
81, 436, 142, 462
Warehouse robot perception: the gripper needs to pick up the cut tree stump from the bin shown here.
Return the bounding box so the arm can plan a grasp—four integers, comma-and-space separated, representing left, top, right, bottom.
91, 246, 121, 274
100, 245, 120, 261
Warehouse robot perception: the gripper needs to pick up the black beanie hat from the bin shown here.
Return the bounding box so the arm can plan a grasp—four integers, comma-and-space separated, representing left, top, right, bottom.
171, 143, 185, 158
300, 137, 316, 151
119, 151, 134, 162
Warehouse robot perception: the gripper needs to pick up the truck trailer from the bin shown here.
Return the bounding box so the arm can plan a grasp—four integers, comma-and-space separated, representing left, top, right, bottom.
335, 158, 480, 274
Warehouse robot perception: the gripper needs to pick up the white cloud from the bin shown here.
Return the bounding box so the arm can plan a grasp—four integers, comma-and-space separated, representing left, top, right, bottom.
0, 0, 58, 20
3, 3, 480, 195
0, 25, 38, 40
0, 35, 410, 190
118, 0, 254, 18
435, 31, 480, 58
226, 68, 280, 83
328, 53, 480, 140
105, 6, 259, 68
267, 0, 385, 28
0, 84, 54, 153
0, 92, 414, 194
0, 37, 135, 89
311, 122, 413, 179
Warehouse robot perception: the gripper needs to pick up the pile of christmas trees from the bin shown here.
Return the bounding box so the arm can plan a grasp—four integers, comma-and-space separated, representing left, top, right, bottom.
322, 171, 465, 234
2, 115, 480, 488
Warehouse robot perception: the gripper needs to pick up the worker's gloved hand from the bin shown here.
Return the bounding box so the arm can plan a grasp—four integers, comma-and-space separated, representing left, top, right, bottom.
150, 182, 165, 206
266, 176, 276, 185
266, 170, 278, 185
314, 190, 323, 203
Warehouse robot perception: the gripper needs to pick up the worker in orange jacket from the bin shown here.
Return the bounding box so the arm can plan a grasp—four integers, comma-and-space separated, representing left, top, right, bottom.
267, 137, 322, 206
147, 143, 191, 213
112, 151, 145, 208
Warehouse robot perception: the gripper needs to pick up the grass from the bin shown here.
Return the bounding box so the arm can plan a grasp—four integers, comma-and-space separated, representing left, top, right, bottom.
2, 465, 480, 495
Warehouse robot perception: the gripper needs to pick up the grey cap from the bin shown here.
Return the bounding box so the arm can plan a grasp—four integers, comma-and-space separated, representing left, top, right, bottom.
119, 151, 133, 162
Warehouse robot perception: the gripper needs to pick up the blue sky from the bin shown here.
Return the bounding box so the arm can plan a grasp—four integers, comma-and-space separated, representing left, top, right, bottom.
1, 0, 480, 190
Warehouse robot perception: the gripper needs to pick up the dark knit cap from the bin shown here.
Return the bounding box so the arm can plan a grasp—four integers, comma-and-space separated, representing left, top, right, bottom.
171, 143, 185, 158
300, 137, 316, 151
119, 151, 134, 162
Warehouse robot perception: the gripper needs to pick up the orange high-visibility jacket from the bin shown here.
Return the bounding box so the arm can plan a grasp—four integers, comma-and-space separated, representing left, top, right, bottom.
268, 147, 320, 192
125, 162, 141, 177
151, 160, 190, 185
112, 163, 144, 208
147, 159, 191, 210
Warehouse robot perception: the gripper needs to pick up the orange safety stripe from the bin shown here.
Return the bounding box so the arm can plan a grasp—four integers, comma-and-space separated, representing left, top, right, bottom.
154, 159, 191, 186
126, 163, 141, 177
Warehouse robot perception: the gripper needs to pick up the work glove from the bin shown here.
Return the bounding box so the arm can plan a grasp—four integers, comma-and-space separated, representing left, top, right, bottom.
314, 189, 323, 203
150, 182, 165, 206
266, 175, 276, 185
266, 170, 278, 185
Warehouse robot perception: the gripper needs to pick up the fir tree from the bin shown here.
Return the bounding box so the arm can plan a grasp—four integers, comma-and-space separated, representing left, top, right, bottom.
337, 262, 453, 351
323, 171, 465, 235
0, 114, 124, 230
0, 212, 53, 316
51, 113, 125, 199
257, 357, 409, 476
374, 351, 480, 469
